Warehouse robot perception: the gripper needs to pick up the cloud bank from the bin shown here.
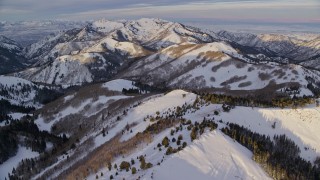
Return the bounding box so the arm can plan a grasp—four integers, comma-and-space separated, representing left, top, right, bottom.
0, 0, 319, 24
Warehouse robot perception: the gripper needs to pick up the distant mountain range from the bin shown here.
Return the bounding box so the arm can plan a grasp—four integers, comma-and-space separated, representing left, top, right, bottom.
0, 18, 318, 97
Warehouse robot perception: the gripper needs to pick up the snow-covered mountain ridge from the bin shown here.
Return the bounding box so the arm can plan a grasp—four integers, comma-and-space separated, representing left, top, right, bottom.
3, 82, 319, 180
217, 31, 320, 69
6, 18, 318, 97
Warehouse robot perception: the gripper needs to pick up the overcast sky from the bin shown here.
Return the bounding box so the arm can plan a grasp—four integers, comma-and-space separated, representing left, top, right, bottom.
0, 0, 319, 24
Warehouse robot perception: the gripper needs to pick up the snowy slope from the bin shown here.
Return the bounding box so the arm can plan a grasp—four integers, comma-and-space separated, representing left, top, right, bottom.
15, 55, 94, 85
0, 75, 39, 107
218, 105, 320, 162
16, 18, 320, 89
92, 89, 196, 147
0, 35, 28, 74
91, 19, 124, 34
106, 18, 214, 50
119, 90, 196, 141
0, 146, 39, 180
81, 37, 150, 58
14, 85, 319, 179
21, 19, 212, 64
154, 131, 271, 180
217, 31, 320, 70
84, 90, 320, 180
88, 129, 271, 180
122, 42, 318, 96
23, 28, 85, 65
102, 79, 137, 92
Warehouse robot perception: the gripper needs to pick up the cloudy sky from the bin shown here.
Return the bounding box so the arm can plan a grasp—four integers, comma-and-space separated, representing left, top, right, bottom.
0, 0, 319, 24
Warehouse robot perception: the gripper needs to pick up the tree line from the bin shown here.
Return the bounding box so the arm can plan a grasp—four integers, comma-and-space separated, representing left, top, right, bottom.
197, 92, 315, 109
1, 118, 68, 180
222, 123, 320, 180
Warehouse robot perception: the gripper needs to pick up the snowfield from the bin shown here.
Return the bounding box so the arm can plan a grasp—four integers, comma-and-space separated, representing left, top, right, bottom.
153, 131, 271, 180
219, 105, 320, 162
102, 79, 137, 92
0, 146, 39, 180
91, 19, 124, 34
0, 75, 33, 87
119, 89, 197, 142
93, 89, 197, 148
0, 75, 39, 107
14, 58, 93, 85
181, 102, 320, 163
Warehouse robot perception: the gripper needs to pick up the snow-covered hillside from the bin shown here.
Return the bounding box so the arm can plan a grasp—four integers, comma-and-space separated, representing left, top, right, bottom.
7, 18, 318, 95
102, 79, 138, 92
0, 75, 39, 107
122, 41, 318, 96
13, 18, 216, 86
219, 105, 320, 162
0, 36, 28, 74
217, 31, 320, 70
84, 90, 320, 180
0, 146, 39, 180
9, 85, 317, 180
0, 75, 66, 127
15, 56, 93, 85
107, 18, 214, 50
154, 131, 271, 180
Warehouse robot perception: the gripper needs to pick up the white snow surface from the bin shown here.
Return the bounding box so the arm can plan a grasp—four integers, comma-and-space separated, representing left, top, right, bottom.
0, 75, 39, 107
87, 90, 270, 180
93, 90, 196, 148
123, 41, 317, 96
120, 90, 196, 142
15, 58, 93, 85
82, 37, 147, 58
9, 113, 26, 120
91, 19, 124, 33
102, 79, 137, 92
219, 105, 320, 162
0, 146, 39, 180
0, 75, 33, 87
154, 131, 271, 180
